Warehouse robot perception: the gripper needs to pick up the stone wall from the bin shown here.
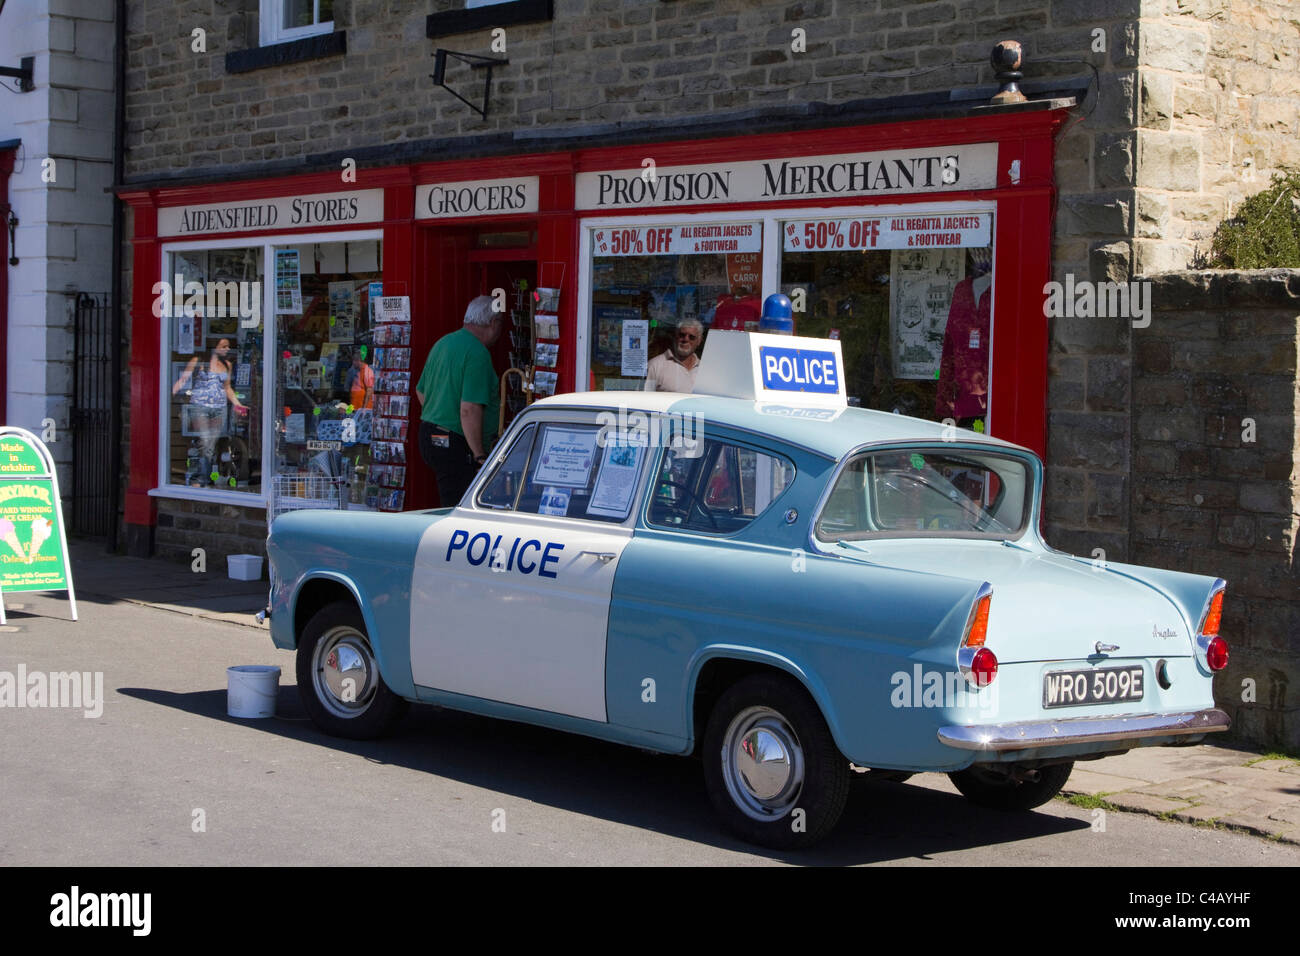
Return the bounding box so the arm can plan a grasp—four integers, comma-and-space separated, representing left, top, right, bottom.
123, 0, 1127, 184
1132, 269, 1299, 751
1041, 0, 1298, 561
153, 498, 268, 572
1135, 0, 1300, 274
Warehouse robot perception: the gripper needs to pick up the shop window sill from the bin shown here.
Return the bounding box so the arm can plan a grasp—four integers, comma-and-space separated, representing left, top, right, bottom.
426, 0, 552, 39
225, 31, 347, 75
149, 485, 268, 510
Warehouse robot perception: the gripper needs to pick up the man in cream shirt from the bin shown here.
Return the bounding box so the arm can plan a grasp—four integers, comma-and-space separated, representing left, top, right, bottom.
643, 318, 703, 392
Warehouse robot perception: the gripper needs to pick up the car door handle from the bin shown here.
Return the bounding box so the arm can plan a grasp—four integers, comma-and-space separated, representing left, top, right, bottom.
578, 551, 616, 563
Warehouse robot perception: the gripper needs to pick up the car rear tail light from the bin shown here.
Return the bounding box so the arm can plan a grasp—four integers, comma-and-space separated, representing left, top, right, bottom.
958, 583, 995, 687
1200, 591, 1223, 637
965, 594, 991, 647
963, 584, 993, 648
1205, 635, 1229, 671
1194, 579, 1228, 673
970, 647, 998, 687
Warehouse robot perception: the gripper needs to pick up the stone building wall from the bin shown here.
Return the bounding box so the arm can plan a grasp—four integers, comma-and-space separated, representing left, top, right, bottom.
1133, 269, 1299, 751
1041, 0, 1299, 561
3, 0, 116, 493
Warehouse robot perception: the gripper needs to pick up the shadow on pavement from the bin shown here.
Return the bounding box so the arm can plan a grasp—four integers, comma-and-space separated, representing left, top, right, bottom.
66, 540, 267, 621
118, 683, 1087, 864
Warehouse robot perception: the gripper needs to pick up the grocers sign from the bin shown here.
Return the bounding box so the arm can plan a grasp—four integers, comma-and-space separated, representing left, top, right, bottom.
0, 427, 77, 622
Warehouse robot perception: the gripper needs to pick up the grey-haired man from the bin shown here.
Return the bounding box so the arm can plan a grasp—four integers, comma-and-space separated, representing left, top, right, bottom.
415, 294, 504, 506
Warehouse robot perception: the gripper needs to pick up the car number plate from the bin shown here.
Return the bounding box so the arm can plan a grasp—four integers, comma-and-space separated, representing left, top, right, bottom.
1043, 665, 1144, 709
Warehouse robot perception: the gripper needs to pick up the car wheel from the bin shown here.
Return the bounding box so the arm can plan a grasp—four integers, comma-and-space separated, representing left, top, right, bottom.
702, 673, 851, 849
948, 761, 1075, 811
296, 600, 408, 740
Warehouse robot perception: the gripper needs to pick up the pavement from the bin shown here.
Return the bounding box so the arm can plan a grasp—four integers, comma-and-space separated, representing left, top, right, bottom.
20, 536, 1300, 847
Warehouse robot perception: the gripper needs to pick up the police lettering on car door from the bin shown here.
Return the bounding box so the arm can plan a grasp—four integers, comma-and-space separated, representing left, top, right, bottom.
444, 528, 564, 579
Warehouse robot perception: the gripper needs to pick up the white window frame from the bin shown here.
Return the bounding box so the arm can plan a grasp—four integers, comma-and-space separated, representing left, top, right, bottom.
152, 228, 384, 509
576, 200, 996, 424
260, 0, 334, 47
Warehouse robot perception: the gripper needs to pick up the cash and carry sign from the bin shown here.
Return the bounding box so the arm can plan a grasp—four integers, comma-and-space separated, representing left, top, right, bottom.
0, 427, 77, 622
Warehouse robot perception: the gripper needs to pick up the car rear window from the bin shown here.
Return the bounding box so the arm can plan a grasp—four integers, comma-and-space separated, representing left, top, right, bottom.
815, 448, 1030, 541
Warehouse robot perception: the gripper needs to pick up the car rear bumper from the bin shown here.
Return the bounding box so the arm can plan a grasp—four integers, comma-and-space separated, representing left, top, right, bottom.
937, 708, 1230, 752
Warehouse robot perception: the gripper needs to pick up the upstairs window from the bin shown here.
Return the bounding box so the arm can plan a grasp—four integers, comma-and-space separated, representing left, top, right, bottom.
261, 0, 335, 46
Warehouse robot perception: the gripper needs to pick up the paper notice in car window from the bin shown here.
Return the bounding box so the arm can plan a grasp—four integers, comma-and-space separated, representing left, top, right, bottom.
588, 443, 645, 518
538, 486, 570, 516
532, 427, 599, 488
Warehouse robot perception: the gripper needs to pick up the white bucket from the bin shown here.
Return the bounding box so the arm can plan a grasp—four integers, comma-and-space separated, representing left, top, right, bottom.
227, 665, 281, 718
228, 553, 264, 581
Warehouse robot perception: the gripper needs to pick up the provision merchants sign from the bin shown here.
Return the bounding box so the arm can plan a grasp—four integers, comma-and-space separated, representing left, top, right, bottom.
575, 144, 998, 210
0, 427, 77, 622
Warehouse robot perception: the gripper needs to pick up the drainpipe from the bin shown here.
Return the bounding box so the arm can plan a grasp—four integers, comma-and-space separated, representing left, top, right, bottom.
108, 0, 125, 552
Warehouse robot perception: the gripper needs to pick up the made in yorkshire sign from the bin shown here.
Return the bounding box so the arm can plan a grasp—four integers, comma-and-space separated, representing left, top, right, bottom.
0, 427, 77, 622
576, 143, 997, 210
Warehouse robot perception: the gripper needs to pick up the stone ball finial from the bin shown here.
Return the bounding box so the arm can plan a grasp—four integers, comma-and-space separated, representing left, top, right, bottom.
990, 40, 1026, 105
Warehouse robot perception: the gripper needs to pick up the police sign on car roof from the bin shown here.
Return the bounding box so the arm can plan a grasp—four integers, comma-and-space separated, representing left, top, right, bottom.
694, 330, 846, 408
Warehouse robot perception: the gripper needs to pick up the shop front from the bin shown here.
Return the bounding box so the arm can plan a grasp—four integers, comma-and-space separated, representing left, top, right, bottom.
121, 105, 1066, 557
571, 108, 1065, 457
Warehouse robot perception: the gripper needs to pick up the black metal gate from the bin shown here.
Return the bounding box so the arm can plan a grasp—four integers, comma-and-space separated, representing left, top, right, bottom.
70, 291, 115, 539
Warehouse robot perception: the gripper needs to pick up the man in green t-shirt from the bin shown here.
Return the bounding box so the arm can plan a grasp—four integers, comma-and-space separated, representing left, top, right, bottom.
415, 294, 504, 506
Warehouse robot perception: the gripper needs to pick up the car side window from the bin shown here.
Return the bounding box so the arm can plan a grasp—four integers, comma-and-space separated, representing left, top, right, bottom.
648, 439, 794, 534
511, 422, 647, 524
477, 423, 537, 509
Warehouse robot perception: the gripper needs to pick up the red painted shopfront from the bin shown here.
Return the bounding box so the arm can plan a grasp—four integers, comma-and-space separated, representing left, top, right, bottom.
120, 105, 1066, 551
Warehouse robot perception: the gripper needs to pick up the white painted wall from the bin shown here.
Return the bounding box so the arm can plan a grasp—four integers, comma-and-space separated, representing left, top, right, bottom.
1, 0, 115, 494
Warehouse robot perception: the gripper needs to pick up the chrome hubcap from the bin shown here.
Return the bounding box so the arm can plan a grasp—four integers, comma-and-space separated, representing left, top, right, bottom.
721, 706, 805, 822
312, 626, 377, 719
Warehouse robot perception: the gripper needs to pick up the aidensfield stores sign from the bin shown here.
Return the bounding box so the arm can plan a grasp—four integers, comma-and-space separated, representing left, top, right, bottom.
158, 189, 385, 237
576, 143, 998, 210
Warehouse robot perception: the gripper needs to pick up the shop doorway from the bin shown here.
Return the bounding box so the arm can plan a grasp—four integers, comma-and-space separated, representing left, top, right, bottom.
411, 223, 538, 508
473, 257, 536, 439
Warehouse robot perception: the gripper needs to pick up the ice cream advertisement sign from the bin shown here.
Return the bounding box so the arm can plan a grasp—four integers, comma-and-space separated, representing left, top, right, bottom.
0, 428, 77, 622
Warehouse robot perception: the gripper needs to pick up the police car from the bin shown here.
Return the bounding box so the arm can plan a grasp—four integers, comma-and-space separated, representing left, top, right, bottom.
266, 331, 1229, 849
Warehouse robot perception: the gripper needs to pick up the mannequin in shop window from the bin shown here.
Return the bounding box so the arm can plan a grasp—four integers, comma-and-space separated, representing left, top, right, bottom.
173, 336, 249, 486
935, 247, 993, 429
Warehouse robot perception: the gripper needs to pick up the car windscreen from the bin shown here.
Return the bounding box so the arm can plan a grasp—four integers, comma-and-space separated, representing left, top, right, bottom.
815, 448, 1031, 541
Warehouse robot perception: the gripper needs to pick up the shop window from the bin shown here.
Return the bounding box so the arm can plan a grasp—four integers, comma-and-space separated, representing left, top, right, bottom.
164, 247, 265, 494
272, 239, 388, 509
648, 439, 794, 535
778, 213, 993, 429
493, 422, 647, 523
261, 0, 334, 46
587, 221, 763, 393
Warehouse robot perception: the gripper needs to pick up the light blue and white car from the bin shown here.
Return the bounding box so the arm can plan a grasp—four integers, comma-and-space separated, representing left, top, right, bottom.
266, 331, 1230, 849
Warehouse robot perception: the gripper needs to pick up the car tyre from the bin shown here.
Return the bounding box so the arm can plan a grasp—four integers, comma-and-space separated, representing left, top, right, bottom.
296, 600, 408, 740
948, 761, 1075, 811
703, 673, 851, 849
